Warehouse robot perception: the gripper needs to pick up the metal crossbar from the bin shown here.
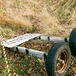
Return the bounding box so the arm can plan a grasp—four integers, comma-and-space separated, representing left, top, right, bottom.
1, 34, 40, 48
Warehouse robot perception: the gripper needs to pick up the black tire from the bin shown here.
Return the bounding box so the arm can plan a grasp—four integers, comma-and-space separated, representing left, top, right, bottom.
69, 28, 76, 56
45, 43, 71, 76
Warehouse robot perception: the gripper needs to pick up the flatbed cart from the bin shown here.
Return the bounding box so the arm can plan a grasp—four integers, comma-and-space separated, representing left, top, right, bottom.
0, 28, 76, 76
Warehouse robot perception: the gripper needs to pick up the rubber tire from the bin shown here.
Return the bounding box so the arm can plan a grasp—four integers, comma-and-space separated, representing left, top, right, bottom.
45, 43, 71, 76
69, 28, 76, 56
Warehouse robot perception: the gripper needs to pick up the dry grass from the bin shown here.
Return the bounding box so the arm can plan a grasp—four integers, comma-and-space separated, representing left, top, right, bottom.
0, 0, 76, 38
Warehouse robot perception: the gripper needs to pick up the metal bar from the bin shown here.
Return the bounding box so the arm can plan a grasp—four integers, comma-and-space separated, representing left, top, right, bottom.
1, 34, 41, 48
38, 36, 69, 42
11, 46, 48, 59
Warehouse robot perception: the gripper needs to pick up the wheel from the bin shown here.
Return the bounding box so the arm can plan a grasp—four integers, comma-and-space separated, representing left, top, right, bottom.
69, 28, 76, 56
45, 43, 71, 76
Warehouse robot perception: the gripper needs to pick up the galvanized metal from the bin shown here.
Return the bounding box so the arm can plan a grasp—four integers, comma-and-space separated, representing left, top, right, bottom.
38, 36, 69, 42
2, 34, 40, 48
12, 46, 47, 59
0, 34, 69, 60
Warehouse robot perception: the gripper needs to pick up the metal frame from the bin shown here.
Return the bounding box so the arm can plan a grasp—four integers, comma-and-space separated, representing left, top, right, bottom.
0, 34, 69, 59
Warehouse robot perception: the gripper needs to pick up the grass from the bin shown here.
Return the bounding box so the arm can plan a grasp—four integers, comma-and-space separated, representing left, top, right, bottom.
0, 0, 76, 76
0, 41, 75, 76
0, 0, 76, 36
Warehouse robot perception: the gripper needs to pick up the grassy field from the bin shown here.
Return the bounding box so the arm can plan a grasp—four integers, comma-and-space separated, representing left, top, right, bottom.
0, 0, 76, 37
0, 0, 76, 76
